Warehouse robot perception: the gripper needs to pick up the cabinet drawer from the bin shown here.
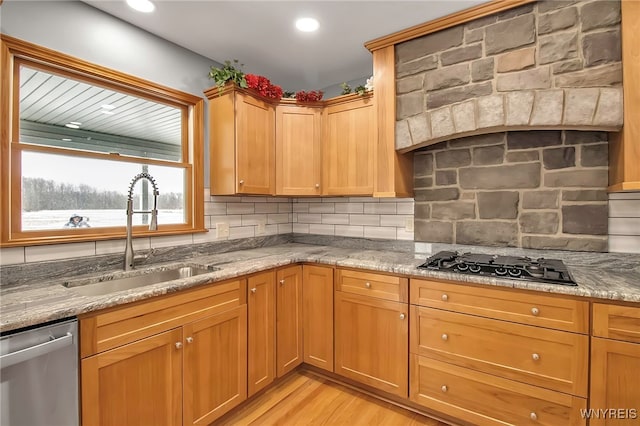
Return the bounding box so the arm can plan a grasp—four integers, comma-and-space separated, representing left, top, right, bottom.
593, 303, 640, 343
410, 278, 588, 333
410, 355, 587, 426
336, 268, 407, 302
80, 278, 246, 357
411, 306, 588, 397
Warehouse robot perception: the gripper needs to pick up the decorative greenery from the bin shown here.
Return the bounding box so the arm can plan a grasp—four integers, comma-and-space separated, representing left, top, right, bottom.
340, 82, 352, 95
208, 59, 247, 88
354, 85, 367, 95
283, 91, 296, 98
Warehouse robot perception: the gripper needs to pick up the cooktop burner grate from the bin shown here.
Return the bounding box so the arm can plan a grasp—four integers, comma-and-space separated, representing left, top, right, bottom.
418, 250, 577, 286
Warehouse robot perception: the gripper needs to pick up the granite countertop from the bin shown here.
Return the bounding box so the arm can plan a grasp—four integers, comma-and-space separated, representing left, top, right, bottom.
2, 242, 639, 334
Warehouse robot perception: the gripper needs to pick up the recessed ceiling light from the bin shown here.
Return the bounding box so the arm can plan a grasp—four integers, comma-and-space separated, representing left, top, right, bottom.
101, 104, 115, 110
127, 0, 155, 13
65, 123, 80, 129
62, 138, 72, 142
101, 110, 115, 115
295, 17, 319, 32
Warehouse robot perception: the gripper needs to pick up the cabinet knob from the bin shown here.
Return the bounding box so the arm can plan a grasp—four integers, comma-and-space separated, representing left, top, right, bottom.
365, 282, 371, 288
441, 294, 449, 302
399, 313, 406, 320
441, 385, 448, 393
532, 353, 540, 361
441, 333, 449, 341
531, 307, 540, 316
250, 287, 257, 293
175, 342, 183, 349
530, 412, 538, 421
239, 179, 244, 185
186, 337, 193, 344
315, 183, 320, 189
279, 279, 285, 285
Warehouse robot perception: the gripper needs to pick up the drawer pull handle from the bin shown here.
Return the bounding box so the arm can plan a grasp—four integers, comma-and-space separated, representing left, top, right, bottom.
239, 180, 244, 184
399, 313, 406, 320
531, 307, 539, 316
530, 412, 538, 421
279, 279, 285, 285
441, 385, 448, 393
532, 353, 540, 361
365, 282, 371, 288
441, 294, 448, 302
250, 287, 257, 293
315, 183, 320, 188
175, 342, 183, 349
186, 337, 193, 344
441, 333, 449, 341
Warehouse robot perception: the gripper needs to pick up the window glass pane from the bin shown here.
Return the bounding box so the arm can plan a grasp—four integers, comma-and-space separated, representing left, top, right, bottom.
21, 151, 186, 231
19, 65, 182, 162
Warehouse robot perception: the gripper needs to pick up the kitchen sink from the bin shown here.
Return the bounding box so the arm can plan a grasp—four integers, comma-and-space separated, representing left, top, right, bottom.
62, 265, 217, 297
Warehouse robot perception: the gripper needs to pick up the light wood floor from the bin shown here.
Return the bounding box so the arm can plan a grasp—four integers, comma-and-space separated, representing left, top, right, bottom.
214, 369, 448, 426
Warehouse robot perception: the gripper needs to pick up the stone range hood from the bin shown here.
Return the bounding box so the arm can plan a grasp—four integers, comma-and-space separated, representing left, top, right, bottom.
396, 0, 624, 252
394, 0, 623, 153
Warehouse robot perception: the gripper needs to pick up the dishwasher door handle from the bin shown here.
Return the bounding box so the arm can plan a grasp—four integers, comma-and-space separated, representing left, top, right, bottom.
1, 332, 73, 369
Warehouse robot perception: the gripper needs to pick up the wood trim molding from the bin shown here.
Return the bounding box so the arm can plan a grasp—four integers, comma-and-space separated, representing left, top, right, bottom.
0, 34, 201, 106
364, 0, 537, 51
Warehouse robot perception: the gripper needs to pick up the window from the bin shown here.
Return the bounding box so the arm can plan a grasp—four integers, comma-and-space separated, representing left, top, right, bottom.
1, 35, 205, 246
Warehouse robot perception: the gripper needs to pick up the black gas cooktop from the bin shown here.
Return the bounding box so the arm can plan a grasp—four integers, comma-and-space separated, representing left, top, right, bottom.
418, 250, 577, 286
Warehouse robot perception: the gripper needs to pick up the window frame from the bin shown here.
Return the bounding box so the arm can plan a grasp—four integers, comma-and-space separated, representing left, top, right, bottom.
1, 35, 206, 246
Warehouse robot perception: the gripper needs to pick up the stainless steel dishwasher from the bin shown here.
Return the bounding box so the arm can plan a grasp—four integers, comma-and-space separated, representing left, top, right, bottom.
0, 318, 79, 426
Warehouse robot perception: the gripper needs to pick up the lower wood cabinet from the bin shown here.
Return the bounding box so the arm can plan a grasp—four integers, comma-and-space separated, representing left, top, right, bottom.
81, 328, 183, 426
334, 268, 409, 397
79, 278, 247, 426
276, 265, 303, 377
183, 305, 247, 426
589, 303, 640, 425
302, 264, 334, 372
411, 355, 587, 426
247, 270, 276, 396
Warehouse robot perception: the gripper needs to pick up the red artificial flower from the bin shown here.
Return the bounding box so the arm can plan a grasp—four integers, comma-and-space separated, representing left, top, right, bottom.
245, 73, 282, 100
295, 90, 324, 102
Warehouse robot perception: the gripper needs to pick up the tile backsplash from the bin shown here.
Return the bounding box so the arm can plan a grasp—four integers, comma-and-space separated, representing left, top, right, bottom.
291, 197, 415, 240
1, 190, 637, 266
608, 192, 640, 254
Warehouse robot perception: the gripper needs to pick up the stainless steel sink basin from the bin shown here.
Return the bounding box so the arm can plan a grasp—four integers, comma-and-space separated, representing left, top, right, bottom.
62, 265, 216, 297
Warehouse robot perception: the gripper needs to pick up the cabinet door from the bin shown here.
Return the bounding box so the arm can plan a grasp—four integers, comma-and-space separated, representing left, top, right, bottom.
235, 92, 275, 194
334, 291, 408, 397
247, 271, 276, 396
590, 337, 640, 425
323, 98, 375, 195
276, 105, 322, 195
276, 265, 303, 377
303, 264, 334, 371
81, 328, 183, 426
183, 305, 247, 426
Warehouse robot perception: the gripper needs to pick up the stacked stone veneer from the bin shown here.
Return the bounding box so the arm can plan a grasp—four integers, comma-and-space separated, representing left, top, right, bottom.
395, 0, 623, 151
413, 130, 609, 251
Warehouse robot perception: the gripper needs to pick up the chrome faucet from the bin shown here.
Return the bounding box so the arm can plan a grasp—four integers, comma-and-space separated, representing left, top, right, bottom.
124, 172, 159, 271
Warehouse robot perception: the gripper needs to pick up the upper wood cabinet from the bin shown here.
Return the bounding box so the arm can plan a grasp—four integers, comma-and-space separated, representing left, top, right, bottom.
206, 84, 414, 197
609, 0, 640, 192
276, 103, 322, 196
322, 94, 376, 196
206, 85, 276, 195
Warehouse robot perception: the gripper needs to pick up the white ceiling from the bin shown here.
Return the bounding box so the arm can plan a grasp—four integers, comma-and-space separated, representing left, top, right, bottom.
83, 0, 489, 92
